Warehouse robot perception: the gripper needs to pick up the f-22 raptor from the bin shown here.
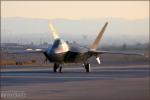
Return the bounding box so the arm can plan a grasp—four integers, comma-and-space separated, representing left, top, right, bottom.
11, 22, 143, 73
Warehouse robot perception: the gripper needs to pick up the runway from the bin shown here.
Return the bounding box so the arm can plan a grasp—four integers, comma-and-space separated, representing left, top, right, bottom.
1, 64, 150, 100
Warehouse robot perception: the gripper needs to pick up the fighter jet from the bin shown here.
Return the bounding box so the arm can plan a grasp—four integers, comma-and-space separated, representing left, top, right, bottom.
10, 22, 144, 73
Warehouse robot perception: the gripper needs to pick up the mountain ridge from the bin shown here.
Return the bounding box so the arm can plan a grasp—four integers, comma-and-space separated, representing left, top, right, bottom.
1, 17, 149, 45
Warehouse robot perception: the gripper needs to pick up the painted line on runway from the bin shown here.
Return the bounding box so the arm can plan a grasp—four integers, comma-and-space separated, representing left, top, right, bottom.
1, 75, 149, 81
2, 75, 148, 79
1, 69, 148, 73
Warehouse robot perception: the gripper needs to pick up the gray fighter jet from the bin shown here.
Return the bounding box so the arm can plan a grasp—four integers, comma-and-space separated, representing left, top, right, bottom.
10, 22, 144, 72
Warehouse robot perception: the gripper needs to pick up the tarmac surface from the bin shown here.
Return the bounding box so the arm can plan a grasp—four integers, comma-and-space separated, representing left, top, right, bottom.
1, 64, 150, 100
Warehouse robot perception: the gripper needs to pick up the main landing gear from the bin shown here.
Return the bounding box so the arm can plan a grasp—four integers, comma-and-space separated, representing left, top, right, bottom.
53, 63, 62, 73
83, 63, 91, 72
53, 63, 91, 73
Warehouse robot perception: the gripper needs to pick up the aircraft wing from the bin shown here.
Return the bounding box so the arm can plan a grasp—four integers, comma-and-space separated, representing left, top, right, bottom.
89, 50, 144, 56
7, 49, 45, 54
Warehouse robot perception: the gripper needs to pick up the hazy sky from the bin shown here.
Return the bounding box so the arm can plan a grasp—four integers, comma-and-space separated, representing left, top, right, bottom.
1, 1, 149, 20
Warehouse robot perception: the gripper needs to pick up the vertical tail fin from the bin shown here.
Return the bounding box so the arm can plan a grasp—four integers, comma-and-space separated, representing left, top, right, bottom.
90, 22, 108, 50
49, 23, 60, 40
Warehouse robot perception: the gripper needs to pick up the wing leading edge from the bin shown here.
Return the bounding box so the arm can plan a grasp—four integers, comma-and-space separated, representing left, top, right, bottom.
89, 50, 144, 56
7, 50, 45, 54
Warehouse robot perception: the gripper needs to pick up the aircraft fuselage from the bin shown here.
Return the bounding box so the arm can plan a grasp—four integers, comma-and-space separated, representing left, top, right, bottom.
44, 39, 92, 63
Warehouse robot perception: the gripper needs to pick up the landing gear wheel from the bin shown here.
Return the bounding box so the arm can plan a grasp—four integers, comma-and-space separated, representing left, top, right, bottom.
84, 63, 91, 72
59, 66, 62, 73
53, 63, 59, 72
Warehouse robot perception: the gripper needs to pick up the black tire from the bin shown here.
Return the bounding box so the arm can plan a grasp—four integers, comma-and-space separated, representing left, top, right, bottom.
85, 63, 91, 72
59, 66, 62, 73
53, 63, 59, 72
